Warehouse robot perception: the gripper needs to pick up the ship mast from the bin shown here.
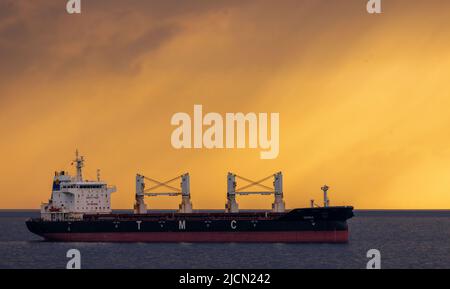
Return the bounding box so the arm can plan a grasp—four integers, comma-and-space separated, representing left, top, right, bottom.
321, 185, 330, 207
73, 150, 84, 182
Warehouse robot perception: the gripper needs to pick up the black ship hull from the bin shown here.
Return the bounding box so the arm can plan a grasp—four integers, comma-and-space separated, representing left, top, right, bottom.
26, 206, 354, 243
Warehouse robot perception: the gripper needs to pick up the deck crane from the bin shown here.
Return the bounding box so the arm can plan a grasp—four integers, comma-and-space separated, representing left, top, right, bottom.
134, 173, 193, 214
226, 172, 285, 213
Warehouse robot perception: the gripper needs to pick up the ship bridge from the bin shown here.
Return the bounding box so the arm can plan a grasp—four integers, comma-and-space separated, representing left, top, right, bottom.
41, 151, 116, 221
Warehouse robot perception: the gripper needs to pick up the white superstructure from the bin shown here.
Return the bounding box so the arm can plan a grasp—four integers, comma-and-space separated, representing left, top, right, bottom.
41, 151, 116, 221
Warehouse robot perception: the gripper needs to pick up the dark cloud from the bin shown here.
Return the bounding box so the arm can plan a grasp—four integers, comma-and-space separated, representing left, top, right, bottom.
0, 0, 243, 91
85, 0, 240, 18
0, 1, 16, 19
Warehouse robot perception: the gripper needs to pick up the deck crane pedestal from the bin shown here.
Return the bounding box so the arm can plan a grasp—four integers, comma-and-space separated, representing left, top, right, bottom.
225, 172, 285, 213
134, 173, 193, 214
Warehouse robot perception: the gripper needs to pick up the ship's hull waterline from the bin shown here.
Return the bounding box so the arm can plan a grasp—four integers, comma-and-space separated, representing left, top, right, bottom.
36, 231, 349, 243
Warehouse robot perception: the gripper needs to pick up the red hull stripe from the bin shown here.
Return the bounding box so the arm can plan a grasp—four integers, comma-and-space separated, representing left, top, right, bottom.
42, 230, 349, 243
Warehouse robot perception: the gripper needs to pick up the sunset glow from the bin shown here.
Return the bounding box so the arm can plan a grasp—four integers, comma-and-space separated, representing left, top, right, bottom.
1, 0, 450, 209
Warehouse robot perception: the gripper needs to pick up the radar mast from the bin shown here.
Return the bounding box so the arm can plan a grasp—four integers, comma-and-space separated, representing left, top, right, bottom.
73, 150, 84, 182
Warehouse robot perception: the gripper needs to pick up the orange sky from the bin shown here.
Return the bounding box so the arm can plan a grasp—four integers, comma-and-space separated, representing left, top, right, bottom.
1, 0, 450, 209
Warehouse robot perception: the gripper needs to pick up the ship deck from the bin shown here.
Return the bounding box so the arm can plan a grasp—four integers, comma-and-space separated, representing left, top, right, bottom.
82, 206, 354, 222
84, 211, 286, 221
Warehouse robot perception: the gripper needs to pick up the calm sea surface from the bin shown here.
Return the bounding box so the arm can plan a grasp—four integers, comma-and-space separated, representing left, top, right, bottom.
1, 210, 450, 269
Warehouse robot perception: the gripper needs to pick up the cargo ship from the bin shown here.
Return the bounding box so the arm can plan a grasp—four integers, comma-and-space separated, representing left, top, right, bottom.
26, 152, 354, 243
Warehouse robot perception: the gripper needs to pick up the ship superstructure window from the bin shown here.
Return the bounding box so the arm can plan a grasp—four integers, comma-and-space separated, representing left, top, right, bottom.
79, 185, 104, 189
